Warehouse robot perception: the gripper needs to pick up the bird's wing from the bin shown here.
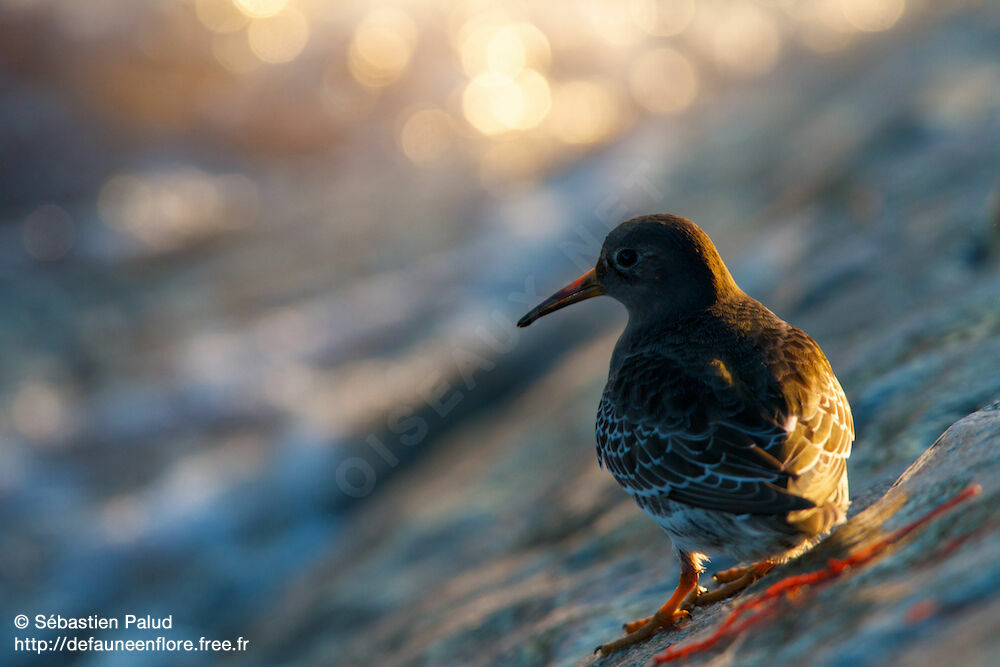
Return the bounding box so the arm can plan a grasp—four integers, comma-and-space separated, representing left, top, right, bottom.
764, 326, 854, 513
596, 345, 850, 517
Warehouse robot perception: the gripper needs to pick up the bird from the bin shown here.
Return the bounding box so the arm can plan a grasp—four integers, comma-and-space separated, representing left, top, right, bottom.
517, 214, 853, 655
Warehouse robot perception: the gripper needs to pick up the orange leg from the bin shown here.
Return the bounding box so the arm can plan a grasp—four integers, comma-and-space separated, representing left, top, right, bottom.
597, 552, 700, 656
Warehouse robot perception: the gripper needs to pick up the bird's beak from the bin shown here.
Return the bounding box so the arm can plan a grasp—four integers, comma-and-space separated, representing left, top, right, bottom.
517, 268, 604, 327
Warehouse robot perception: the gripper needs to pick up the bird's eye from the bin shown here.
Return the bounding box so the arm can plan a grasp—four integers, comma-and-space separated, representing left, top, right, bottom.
613, 248, 639, 269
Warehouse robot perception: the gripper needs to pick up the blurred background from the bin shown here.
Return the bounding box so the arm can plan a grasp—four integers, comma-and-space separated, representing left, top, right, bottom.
2, 0, 1000, 665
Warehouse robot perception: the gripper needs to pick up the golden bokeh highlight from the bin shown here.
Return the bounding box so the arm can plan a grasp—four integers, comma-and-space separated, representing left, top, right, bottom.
549, 80, 622, 145
462, 69, 551, 135
179, 0, 917, 178
234, 0, 288, 19
585, 0, 645, 45
348, 7, 419, 87
792, 0, 854, 53
630, 0, 696, 37
460, 20, 550, 77
712, 3, 781, 76
195, 0, 250, 33
247, 7, 310, 63
462, 74, 508, 135
841, 0, 905, 32
399, 109, 456, 164
450, 7, 505, 52
628, 48, 698, 114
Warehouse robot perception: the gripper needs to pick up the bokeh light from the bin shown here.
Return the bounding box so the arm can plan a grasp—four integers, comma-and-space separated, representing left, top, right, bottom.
841, 0, 905, 33
462, 69, 551, 135
234, 0, 289, 19
711, 2, 781, 76
585, 0, 645, 46
793, 1, 855, 53
630, 0, 696, 37
348, 7, 419, 87
98, 169, 257, 253
247, 7, 310, 64
629, 47, 698, 114
460, 20, 550, 77
399, 108, 456, 164
195, 0, 249, 33
19, 0, 917, 177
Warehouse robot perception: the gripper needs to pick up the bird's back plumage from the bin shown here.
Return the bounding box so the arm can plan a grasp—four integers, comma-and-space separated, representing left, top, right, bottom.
596, 284, 853, 562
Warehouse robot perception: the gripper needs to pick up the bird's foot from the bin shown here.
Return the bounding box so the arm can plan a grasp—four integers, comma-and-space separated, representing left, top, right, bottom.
600, 561, 773, 655
597, 555, 701, 655
598, 608, 689, 655
621, 585, 704, 633
712, 563, 755, 584
697, 561, 775, 604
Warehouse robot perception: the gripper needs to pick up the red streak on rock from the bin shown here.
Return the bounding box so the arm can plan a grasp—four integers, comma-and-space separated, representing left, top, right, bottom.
654, 483, 982, 663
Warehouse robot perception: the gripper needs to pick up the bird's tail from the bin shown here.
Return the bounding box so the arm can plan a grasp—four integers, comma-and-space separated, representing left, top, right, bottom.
787, 472, 850, 539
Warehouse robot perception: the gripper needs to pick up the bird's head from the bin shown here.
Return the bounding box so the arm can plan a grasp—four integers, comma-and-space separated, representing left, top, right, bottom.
517, 214, 738, 327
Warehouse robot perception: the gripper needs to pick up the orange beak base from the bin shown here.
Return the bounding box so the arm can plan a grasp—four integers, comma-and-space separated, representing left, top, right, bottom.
517, 268, 604, 327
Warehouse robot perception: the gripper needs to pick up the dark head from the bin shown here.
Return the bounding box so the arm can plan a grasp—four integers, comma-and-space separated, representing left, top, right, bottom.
517, 214, 739, 327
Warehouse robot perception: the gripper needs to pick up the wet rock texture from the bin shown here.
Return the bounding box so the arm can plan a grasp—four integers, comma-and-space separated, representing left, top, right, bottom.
249, 8, 1000, 667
